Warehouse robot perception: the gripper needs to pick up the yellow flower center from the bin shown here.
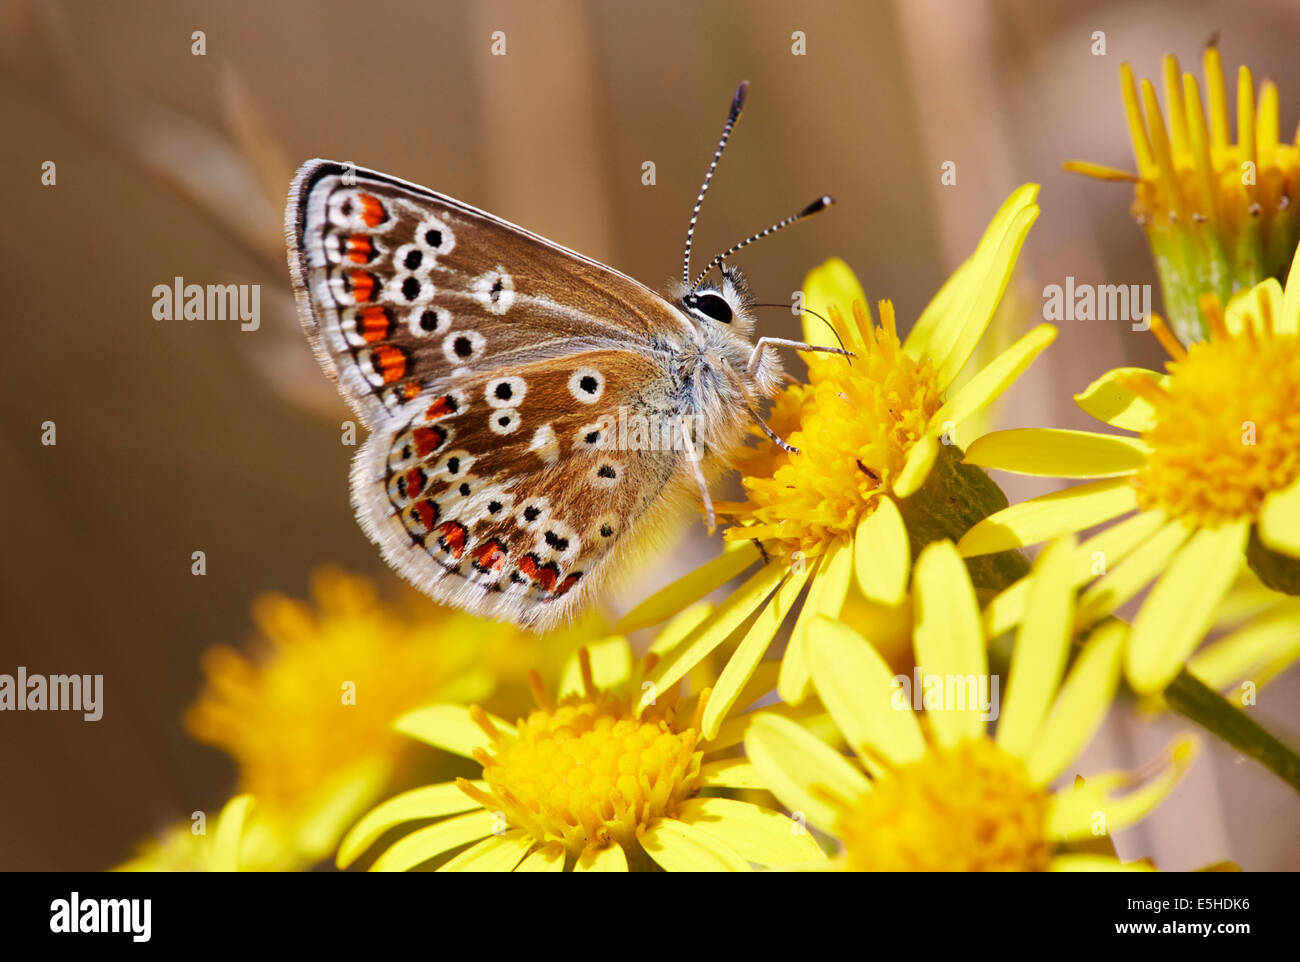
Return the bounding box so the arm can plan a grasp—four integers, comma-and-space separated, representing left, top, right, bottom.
719, 301, 943, 558
461, 667, 705, 858
1130, 309, 1300, 528
836, 738, 1051, 871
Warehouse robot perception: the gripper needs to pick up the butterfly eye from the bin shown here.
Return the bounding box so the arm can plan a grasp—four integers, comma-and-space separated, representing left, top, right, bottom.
692, 292, 733, 324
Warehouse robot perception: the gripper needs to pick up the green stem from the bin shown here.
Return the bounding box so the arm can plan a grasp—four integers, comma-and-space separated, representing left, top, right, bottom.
1164, 669, 1300, 793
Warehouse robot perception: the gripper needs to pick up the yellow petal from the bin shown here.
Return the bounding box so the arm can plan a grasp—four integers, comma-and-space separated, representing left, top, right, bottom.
1073, 367, 1164, 432
370, 810, 496, 872
1025, 621, 1126, 785
210, 794, 253, 872
982, 509, 1168, 637
1189, 601, 1300, 692
964, 429, 1149, 478
575, 843, 627, 872
1076, 520, 1192, 627
893, 433, 939, 498
393, 704, 513, 757
802, 257, 868, 348
933, 323, 1057, 430
1259, 475, 1300, 558
807, 616, 926, 771
677, 797, 826, 866
913, 185, 1041, 389
905, 254, 973, 361
1225, 277, 1284, 337
958, 479, 1138, 556
438, 831, 533, 872
648, 561, 785, 696
337, 781, 487, 869
854, 497, 911, 605
699, 758, 767, 789
911, 541, 987, 746
640, 818, 751, 871
559, 635, 632, 697
781, 541, 853, 704
513, 841, 565, 872
1047, 737, 1198, 839
1061, 160, 1139, 182
1127, 523, 1248, 693
1281, 244, 1300, 335
703, 564, 810, 738
617, 539, 760, 634
744, 711, 871, 834
997, 537, 1076, 760
648, 602, 714, 655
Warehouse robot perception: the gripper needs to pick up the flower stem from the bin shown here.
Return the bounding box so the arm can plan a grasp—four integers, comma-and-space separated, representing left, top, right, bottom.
1164, 669, 1300, 793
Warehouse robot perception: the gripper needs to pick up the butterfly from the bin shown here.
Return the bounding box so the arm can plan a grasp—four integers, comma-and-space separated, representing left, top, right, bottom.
285, 82, 846, 630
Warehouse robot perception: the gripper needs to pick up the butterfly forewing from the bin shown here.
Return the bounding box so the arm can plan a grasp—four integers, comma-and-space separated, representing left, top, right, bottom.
287, 160, 702, 628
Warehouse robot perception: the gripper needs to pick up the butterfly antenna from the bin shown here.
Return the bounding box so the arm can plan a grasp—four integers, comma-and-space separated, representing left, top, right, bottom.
682, 81, 749, 288
691, 196, 835, 290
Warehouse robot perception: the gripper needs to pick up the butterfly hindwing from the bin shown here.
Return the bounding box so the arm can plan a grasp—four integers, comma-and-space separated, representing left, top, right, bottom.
351, 352, 703, 628
286, 160, 706, 628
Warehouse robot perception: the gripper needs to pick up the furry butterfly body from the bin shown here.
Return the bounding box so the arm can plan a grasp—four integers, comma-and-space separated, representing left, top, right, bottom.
285, 85, 836, 630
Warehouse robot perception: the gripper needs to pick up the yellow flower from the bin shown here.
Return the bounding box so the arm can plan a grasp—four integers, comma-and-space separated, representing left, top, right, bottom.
338, 617, 824, 872
746, 539, 1197, 871
1066, 49, 1300, 344
116, 795, 255, 872
960, 253, 1300, 692
617, 186, 1051, 726
184, 567, 584, 869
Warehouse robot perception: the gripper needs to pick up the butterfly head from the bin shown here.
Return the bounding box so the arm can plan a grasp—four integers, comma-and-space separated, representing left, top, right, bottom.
681, 265, 756, 337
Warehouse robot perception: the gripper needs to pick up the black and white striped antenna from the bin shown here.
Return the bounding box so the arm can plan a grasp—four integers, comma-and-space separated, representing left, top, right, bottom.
691, 195, 835, 290
682, 81, 748, 288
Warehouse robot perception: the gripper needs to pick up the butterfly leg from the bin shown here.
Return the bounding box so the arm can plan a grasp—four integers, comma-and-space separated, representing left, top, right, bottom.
745, 403, 799, 456
746, 338, 853, 377
679, 416, 716, 533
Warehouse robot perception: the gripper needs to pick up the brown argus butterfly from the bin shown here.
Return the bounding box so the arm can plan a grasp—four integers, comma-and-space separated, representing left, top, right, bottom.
285, 82, 844, 629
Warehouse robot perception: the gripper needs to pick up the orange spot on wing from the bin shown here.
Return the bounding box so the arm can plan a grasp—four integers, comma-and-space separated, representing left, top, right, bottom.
412, 426, 446, 457
436, 521, 467, 558
358, 193, 385, 227
350, 270, 376, 302
346, 234, 373, 263
403, 382, 423, 400
471, 539, 507, 572
425, 395, 456, 420
412, 500, 438, 530
360, 306, 390, 342
554, 573, 582, 597
373, 345, 407, 383
404, 467, 427, 498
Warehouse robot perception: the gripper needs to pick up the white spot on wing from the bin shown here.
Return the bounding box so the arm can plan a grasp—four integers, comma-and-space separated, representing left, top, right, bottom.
528, 424, 559, 465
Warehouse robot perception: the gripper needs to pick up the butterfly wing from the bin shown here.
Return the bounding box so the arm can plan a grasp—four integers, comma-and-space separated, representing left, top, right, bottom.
286, 160, 704, 629
286, 160, 693, 427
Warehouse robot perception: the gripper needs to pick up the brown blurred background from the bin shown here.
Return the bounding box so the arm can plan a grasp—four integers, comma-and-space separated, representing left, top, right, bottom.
1, 0, 1298, 870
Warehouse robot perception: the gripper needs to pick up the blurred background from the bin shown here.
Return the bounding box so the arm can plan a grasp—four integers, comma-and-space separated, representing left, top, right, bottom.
2, 0, 1298, 870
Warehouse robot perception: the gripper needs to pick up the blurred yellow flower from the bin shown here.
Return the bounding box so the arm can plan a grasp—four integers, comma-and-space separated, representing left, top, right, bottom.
116, 794, 255, 872
746, 539, 1197, 871
338, 616, 824, 872
1067, 49, 1300, 343
618, 186, 1050, 724
183, 567, 593, 869
960, 253, 1300, 692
